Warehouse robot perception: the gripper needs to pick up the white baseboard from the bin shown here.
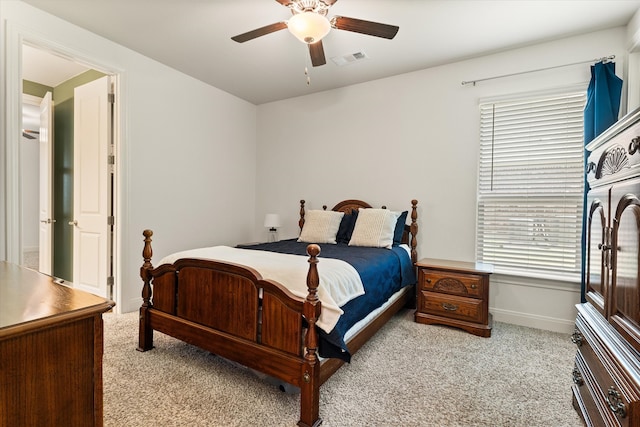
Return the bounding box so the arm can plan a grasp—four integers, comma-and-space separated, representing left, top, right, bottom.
490, 307, 576, 334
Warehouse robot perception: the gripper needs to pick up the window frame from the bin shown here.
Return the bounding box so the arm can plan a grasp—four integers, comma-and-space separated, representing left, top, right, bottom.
475, 85, 588, 282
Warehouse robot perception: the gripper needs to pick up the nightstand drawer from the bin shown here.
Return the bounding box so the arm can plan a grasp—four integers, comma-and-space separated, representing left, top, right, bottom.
419, 291, 484, 323
419, 270, 484, 298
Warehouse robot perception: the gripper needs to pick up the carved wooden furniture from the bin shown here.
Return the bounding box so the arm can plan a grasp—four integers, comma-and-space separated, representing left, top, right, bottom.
138, 199, 418, 427
414, 258, 493, 337
573, 107, 640, 426
0, 262, 115, 427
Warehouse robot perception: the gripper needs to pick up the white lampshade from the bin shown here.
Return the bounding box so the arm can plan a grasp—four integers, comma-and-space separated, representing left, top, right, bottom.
264, 214, 282, 229
287, 12, 331, 44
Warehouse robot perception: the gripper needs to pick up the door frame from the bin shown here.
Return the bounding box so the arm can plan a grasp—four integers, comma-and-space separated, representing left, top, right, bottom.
38, 90, 53, 275
3, 23, 124, 307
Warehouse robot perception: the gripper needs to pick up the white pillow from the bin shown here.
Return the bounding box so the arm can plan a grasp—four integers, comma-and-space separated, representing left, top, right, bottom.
348, 208, 400, 249
298, 210, 345, 244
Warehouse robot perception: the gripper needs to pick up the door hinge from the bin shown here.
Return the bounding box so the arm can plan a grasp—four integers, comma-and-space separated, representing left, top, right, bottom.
107, 276, 114, 287
108, 216, 115, 226
108, 93, 115, 104
108, 154, 115, 165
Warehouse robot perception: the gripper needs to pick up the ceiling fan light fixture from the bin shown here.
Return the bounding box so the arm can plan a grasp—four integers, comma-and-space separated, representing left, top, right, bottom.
288, 11, 330, 44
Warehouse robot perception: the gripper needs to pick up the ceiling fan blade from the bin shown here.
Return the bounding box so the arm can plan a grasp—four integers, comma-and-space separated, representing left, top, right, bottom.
331, 16, 399, 39
22, 132, 36, 139
231, 22, 288, 43
321, 0, 338, 5
275, 0, 293, 6
309, 41, 326, 67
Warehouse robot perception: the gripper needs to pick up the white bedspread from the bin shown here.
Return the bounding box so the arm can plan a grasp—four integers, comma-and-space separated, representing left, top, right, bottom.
158, 246, 365, 333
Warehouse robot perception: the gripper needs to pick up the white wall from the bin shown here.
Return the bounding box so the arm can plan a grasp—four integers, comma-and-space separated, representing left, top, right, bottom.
626, 7, 640, 110
1, 1, 258, 312
20, 134, 39, 250
256, 27, 629, 333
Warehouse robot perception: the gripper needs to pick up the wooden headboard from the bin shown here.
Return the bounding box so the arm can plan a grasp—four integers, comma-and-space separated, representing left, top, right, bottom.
298, 199, 418, 263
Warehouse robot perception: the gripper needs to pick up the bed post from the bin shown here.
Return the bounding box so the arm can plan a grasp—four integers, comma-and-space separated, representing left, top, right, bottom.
137, 229, 154, 352
299, 243, 322, 427
410, 199, 418, 264
299, 199, 306, 231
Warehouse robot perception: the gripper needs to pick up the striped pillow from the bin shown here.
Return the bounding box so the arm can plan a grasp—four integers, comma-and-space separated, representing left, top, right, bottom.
348, 208, 400, 249
298, 210, 345, 244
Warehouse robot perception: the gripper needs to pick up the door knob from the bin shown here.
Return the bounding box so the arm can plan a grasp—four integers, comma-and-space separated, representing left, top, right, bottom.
68, 220, 78, 226
40, 218, 56, 224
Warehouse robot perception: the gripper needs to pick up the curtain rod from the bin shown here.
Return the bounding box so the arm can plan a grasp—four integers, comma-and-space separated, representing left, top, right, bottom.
461, 55, 615, 86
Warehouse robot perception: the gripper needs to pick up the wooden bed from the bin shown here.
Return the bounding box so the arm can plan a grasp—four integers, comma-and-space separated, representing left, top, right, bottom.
138, 199, 418, 426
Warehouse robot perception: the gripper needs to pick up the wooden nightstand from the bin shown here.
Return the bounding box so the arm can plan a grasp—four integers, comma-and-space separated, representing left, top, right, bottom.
415, 258, 493, 337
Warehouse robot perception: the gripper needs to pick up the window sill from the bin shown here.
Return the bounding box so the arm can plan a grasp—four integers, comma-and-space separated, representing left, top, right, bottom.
492, 268, 581, 292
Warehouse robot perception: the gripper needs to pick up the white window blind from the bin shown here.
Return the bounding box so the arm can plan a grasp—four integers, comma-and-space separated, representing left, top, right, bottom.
476, 90, 586, 280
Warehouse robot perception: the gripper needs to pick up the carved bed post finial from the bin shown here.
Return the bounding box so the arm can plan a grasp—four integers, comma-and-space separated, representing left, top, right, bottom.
306, 244, 320, 304
138, 229, 155, 352
304, 243, 321, 358
410, 200, 418, 264
140, 229, 154, 307
299, 200, 306, 231
300, 243, 321, 427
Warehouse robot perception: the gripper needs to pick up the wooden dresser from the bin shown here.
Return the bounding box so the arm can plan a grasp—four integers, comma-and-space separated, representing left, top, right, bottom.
573, 107, 640, 426
0, 262, 115, 427
414, 258, 493, 337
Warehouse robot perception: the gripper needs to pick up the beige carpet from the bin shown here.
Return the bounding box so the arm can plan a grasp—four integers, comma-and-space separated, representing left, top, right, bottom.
103, 309, 583, 426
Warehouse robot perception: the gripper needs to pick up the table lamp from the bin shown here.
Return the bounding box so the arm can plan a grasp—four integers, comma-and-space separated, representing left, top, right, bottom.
264, 213, 281, 243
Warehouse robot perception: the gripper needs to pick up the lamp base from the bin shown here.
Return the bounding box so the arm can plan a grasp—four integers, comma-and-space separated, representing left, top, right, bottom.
267, 228, 278, 243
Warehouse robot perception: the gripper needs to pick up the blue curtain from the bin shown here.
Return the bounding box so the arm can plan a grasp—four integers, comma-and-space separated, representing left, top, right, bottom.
581, 61, 623, 302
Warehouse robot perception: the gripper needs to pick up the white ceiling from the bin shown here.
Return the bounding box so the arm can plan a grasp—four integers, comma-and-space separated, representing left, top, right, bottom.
20, 0, 640, 105
23, 44, 90, 87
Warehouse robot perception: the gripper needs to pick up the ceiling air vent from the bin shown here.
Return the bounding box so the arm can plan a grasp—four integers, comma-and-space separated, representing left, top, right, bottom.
331, 51, 369, 66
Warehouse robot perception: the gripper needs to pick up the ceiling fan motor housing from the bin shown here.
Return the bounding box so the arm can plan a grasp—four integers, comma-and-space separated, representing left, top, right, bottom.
289, 0, 331, 16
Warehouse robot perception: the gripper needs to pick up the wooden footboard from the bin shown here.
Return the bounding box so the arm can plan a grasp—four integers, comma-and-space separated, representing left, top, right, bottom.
138, 230, 323, 426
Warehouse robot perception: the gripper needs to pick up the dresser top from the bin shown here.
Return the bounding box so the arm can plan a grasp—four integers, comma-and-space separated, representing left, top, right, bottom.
416, 258, 494, 275
0, 262, 114, 335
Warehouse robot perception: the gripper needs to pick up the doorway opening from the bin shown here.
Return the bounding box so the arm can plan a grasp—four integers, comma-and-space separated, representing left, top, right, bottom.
20, 42, 118, 300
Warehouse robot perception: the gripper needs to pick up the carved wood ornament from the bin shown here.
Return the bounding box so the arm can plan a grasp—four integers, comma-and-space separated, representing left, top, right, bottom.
596, 144, 629, 179
433, 278, 468, 295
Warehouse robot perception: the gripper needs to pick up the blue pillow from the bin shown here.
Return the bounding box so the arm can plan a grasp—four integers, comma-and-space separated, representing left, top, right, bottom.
393, 211, 408, 245
336, 210, 358, 244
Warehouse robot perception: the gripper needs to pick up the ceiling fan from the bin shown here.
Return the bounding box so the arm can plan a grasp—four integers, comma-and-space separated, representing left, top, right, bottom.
231, 0, 399, 67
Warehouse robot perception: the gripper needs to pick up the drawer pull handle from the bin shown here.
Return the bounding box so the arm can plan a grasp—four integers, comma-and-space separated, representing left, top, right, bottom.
471, 284, 477, 289
598, 243, 612, 251
426, 279, 432, 283
607, 386, 628, 419
442, 303, 458, 311
570, 329, 583, 346
572, 366, 583, 386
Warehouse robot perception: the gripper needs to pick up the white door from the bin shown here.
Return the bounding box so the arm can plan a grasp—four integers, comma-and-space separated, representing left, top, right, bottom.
38, 91, 53, 275
71, 76, 111, 297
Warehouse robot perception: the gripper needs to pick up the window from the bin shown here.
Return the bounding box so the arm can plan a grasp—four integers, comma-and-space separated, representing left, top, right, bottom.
476, 90, 587, 280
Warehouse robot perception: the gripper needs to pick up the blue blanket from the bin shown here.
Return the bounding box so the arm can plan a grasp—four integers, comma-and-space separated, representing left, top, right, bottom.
237, 239, 416, 361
